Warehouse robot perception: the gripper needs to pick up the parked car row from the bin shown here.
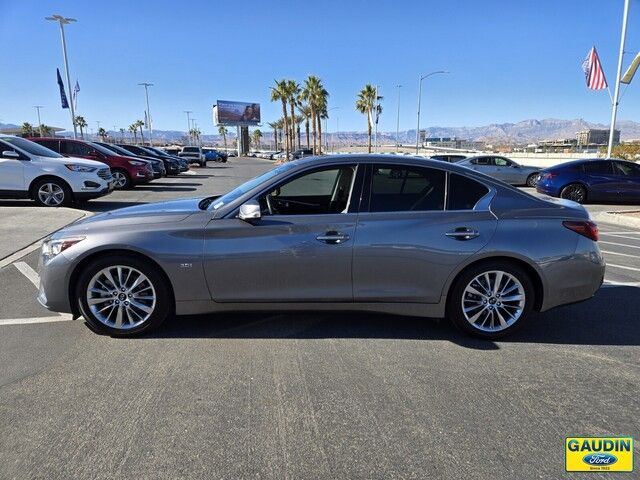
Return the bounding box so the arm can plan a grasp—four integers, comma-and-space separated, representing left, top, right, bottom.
0, 135, 211, 207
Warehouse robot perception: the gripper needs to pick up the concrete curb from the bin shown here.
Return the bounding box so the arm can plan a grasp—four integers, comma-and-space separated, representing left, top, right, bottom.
592, 211, 640, 230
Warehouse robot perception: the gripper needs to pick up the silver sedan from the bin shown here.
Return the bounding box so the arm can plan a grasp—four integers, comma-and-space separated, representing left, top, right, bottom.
37, 155, 604, 339
456, 155, 541, 186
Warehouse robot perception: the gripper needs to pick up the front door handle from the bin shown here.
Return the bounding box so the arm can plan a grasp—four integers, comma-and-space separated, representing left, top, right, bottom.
316, 231, 350, 244
445, 227, 479, 241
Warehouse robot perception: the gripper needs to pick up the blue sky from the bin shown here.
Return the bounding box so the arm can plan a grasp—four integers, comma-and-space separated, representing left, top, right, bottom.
0, 0, 638, 135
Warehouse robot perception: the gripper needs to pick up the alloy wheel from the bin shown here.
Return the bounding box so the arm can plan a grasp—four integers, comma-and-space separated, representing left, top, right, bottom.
562, 184, 586, 203
37, 183, 65, 206
461, 270, 526, 332
86, 265, 156, 330
113, 171, 128, 188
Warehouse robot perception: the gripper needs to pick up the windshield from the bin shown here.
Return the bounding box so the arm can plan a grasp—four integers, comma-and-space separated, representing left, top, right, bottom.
206, 162, 298, 211
1, 136, 64, 158
87, 142, 120, 156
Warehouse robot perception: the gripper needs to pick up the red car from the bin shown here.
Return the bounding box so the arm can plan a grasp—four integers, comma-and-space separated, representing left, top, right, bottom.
29, 137, 154, 189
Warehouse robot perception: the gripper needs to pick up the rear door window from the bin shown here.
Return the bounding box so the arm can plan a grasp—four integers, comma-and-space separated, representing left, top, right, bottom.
61, 141, 92, 157
447, 174, 489, 210
612, 161, 640, 176
369, 165, 445, 212
583, 161, 613, 175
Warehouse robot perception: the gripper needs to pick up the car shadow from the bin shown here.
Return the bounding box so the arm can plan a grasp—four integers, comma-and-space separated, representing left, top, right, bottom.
144, 286, 639, 349
150, 182, 203, 187
134, 185, 198, 192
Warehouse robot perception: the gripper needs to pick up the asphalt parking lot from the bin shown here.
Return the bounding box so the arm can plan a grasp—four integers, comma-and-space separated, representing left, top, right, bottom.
1, 157, 639, 479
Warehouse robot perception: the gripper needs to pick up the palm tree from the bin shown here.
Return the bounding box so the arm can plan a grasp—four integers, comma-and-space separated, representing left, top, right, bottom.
297, 104, 312, 149
97, 127, 107, 141
315, 92, 328, 154
218, 124, 228, 151
271, 80, 290, 159
286, 80, 300, 151
134, 120, 145, 144
21, 122, 34, 137
119, 128, 125, 142
74, 116, 87, 139
267, 121, 279, 150
355, 84, 378, 153
295, 116, 304, 149
252, 129, 262, 149
39, 124, 52, 136
302, 75, 328, 154
128, 124, 138, 143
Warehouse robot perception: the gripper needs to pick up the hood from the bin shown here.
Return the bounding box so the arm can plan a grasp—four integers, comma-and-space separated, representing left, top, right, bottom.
40, 155, 108, 169
70, 197, 205, 230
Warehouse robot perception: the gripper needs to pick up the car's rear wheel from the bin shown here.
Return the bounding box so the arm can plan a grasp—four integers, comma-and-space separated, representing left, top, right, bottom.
448, 261, 534, 339
111, 169, 131, 189
76, 255, 171, 336
526, 173, 539, 187
560, 183, 587, 203
32, 178, 72, 207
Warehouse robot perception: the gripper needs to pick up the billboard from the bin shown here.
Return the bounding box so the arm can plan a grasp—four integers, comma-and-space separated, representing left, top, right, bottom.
214, 100, 261, 126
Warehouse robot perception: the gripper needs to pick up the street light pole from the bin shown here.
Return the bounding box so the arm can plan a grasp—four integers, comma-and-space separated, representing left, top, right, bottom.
416, 70, 448, 154
607, 0, 630, 158
395, 85, 402, 149
184, 110, 192, 145
139, 82, 154, 146
34, 106, 44, 137
45, 14, 78, 139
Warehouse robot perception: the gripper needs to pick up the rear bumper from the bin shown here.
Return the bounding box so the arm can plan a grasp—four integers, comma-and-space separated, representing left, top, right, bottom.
536, 183, 560, 197
540, 237, 606, 311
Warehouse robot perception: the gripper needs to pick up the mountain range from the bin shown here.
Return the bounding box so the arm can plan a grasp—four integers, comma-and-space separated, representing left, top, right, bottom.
2, 118, 639, 145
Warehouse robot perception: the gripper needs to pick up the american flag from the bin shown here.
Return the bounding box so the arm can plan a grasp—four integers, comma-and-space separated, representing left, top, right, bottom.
582, 47, 608, 90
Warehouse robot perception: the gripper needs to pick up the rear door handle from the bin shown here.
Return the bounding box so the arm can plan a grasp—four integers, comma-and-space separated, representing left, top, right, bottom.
316, 232, 350, 244
445, 228, 479, 240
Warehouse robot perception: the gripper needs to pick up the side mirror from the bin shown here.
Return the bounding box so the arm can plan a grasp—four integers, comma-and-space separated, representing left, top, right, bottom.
1, 150, 20, 159
238, 200, 261, 222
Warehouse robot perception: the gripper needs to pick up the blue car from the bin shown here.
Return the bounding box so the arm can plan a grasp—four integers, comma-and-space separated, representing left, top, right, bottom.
536, 158, 640, 203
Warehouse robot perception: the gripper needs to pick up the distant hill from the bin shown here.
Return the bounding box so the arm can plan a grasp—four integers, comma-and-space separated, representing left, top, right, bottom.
4, 119, 639, 145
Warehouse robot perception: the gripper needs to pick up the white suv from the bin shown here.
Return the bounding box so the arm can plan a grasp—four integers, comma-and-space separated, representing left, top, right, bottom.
0, 135, 113, 207
178, 146, 206, 167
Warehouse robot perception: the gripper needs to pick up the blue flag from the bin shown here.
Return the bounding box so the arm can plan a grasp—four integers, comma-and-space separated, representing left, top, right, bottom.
57, 68, 69, 109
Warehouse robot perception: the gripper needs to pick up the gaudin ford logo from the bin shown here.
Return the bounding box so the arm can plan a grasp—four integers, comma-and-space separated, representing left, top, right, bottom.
566, 437, 633, 472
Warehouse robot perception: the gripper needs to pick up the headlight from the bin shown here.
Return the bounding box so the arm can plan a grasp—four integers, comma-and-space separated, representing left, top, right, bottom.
128, 160, 146, 166
65, 164, 97, 172
42, 237, 85, 262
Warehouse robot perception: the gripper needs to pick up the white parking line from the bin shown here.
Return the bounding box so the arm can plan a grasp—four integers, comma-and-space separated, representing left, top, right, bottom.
606, 263, 640, 272
601, 250, 639, 258
603, 280, 640, 287
599, 240, 640, 250
600, 233, 640, 241
0, 315, 74, 326
13, 262, 40, 288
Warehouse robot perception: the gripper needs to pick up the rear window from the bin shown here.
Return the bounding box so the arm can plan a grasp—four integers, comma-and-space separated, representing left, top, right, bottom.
447, 174, 489, 210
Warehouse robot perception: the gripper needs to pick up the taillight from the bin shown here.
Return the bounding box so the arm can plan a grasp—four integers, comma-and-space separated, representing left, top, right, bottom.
563, 220, 599, 241
540, 172, 557, 181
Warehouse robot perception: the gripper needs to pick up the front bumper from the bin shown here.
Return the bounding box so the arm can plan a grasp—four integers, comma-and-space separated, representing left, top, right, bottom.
37, 249, 75, 314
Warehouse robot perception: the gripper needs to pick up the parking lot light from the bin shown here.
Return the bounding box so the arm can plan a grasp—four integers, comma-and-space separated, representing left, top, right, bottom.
45, 14, 78, 139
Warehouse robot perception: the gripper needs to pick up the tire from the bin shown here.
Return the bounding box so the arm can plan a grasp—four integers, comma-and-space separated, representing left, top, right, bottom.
447, 261, 534, 339
32, 177, 72, 207
526, 173, 539, 187
75, 254, 172, 336
560, 183, 587, 204
199, 160, 206, 167
111, 169, 131, 189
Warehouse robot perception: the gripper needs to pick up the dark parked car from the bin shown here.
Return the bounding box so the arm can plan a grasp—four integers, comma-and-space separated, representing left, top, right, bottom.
144, 146, 189, 172
203, 147, 228, 163
116, 144, 181, 175
30, 137, 154, 189
94, 142, 165, 178
431, 154, 467, 163
37, 155, 604, 340
536, 158, 640, 203
292, 148, 314, 159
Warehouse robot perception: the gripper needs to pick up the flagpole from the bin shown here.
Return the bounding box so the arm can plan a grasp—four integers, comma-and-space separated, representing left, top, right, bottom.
607, 0, 630, 158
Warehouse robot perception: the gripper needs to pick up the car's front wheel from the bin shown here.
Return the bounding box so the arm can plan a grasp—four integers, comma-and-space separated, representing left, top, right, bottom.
111, 169, 131, 189
76, 255, 172, 336
32, 178, 72, 207
448, 261, 534, 339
